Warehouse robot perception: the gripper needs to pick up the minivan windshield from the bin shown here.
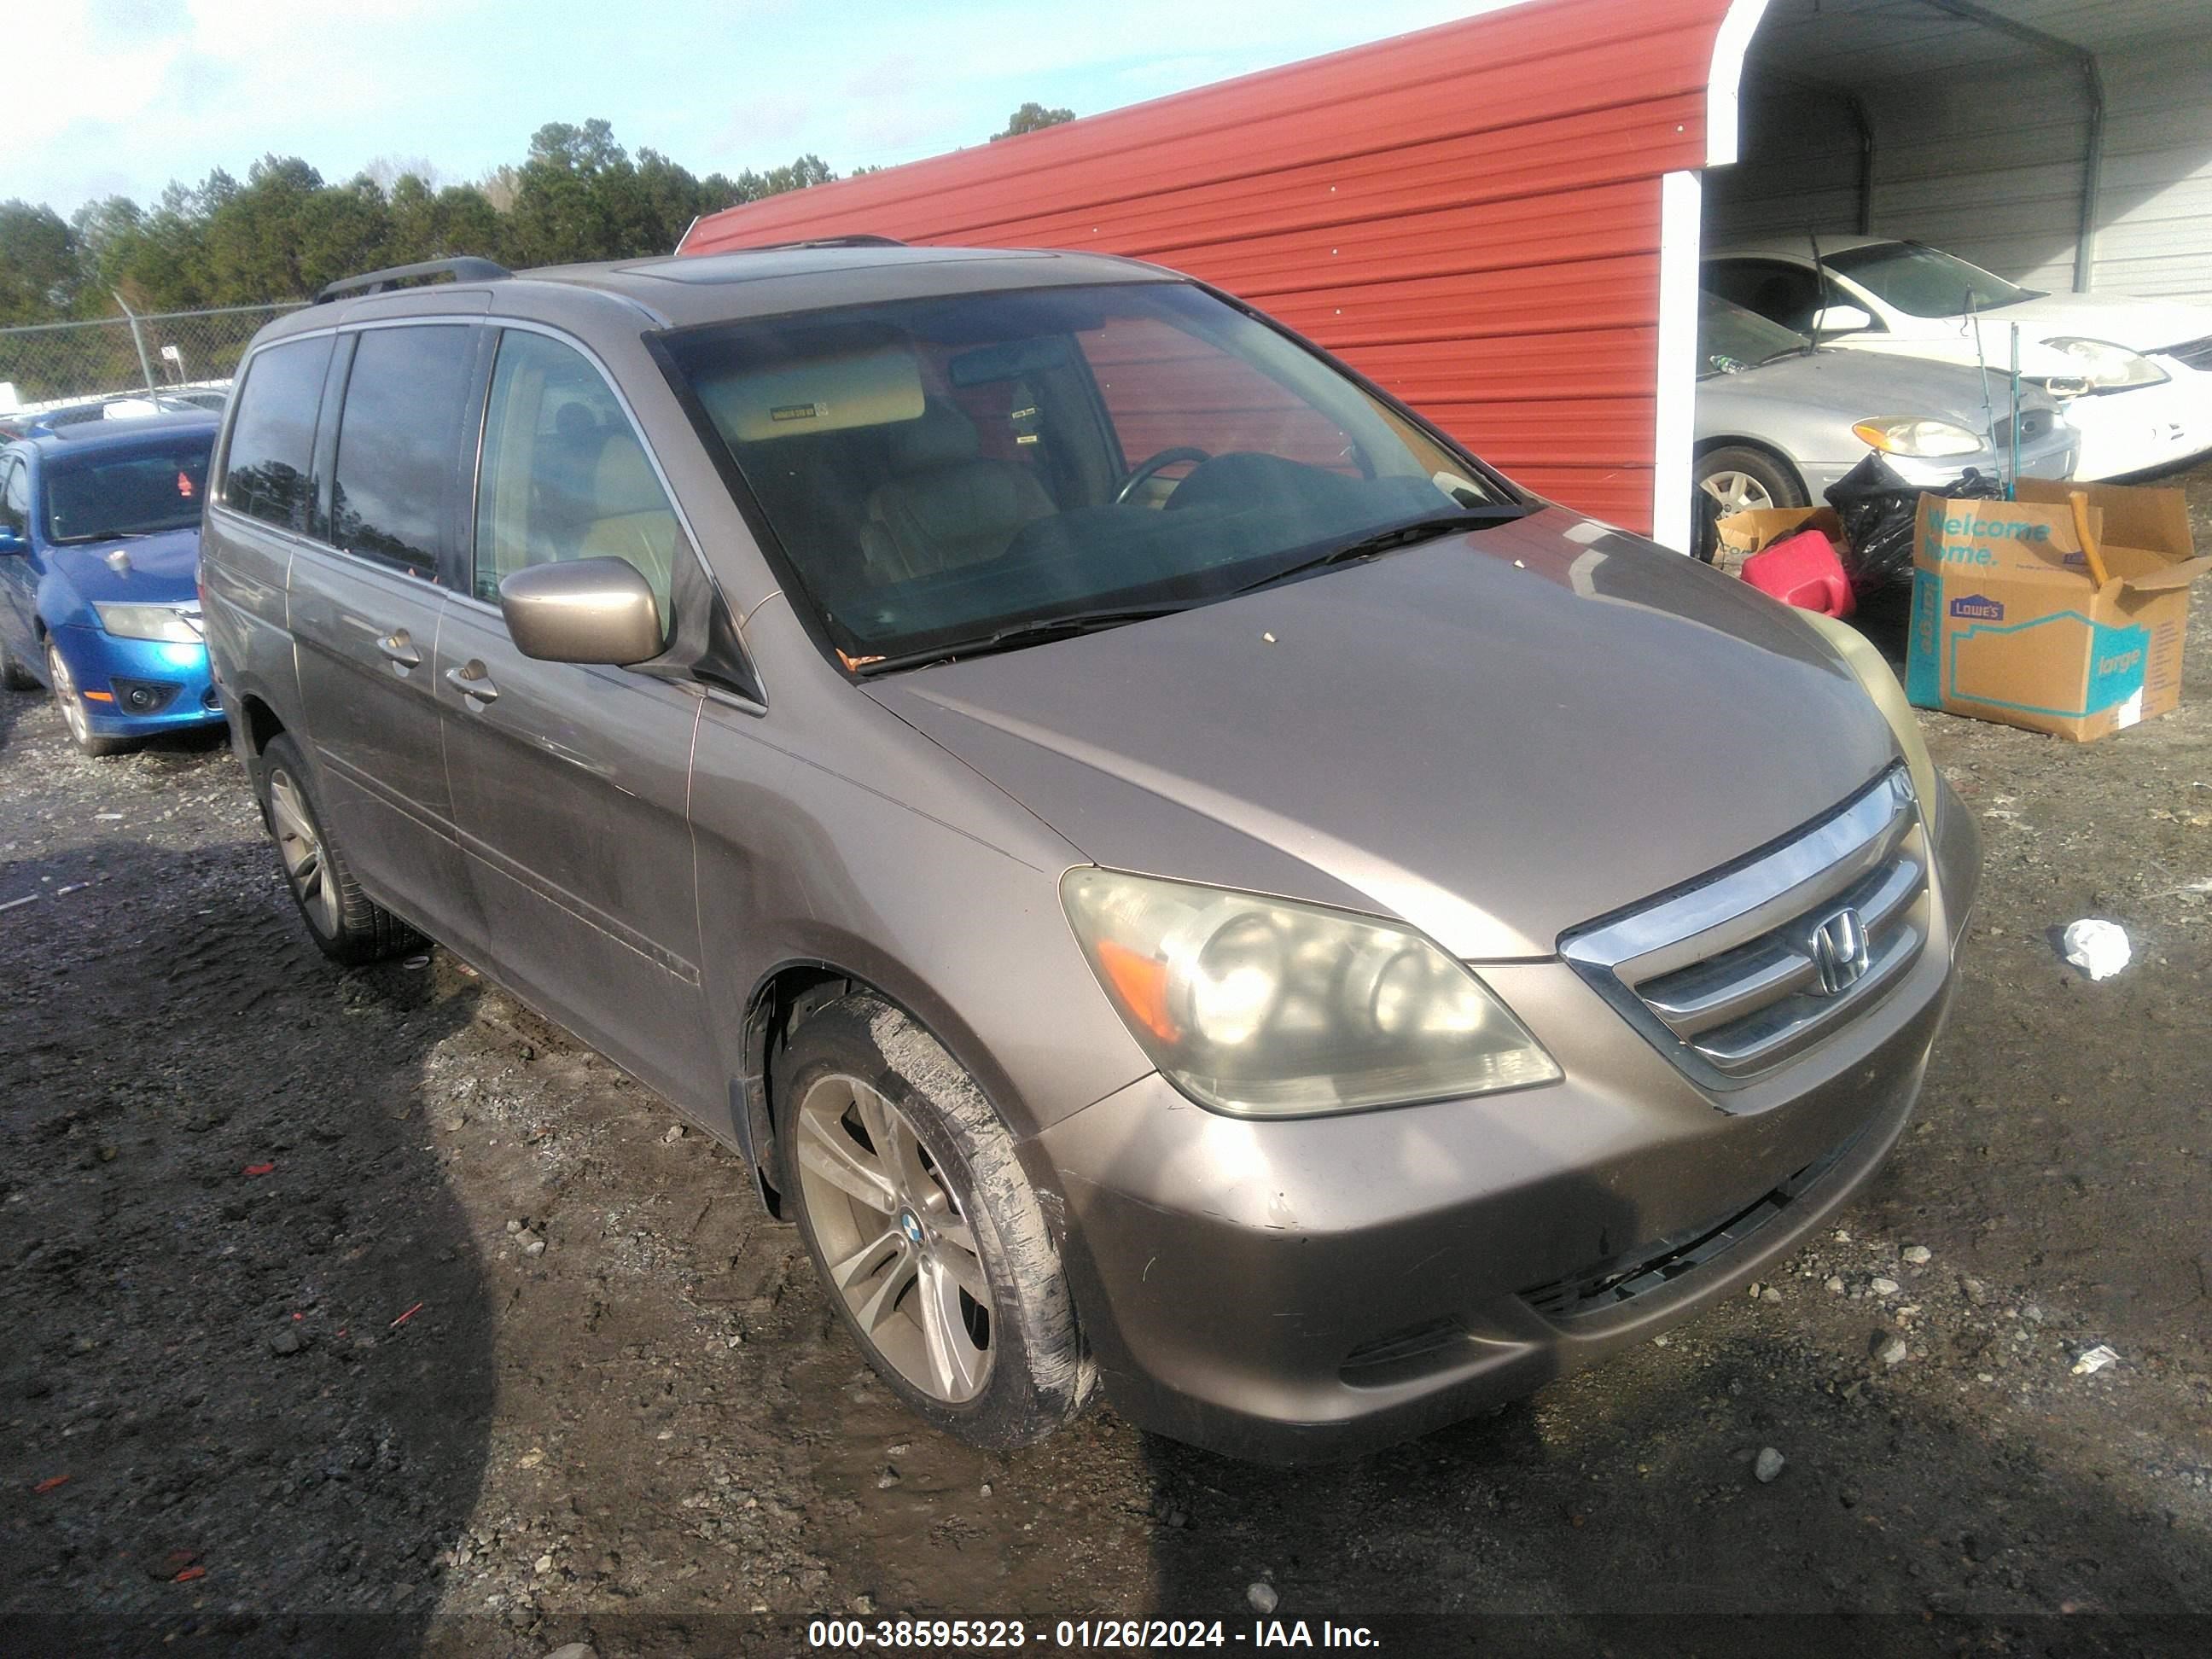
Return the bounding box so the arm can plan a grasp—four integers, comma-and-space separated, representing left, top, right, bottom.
661, 282, 1521, 668
1825, 242, 2040, 317
43, 435, 213, 544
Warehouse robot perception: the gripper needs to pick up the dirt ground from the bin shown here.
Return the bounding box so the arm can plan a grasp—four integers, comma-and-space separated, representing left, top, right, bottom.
5, 462, 2211, 1659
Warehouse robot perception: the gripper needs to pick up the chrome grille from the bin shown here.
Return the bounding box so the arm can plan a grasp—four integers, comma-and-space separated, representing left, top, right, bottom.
1563, 769, 1927, 1091
1994, 408, 2053, 449
2157, 335, 2212, 372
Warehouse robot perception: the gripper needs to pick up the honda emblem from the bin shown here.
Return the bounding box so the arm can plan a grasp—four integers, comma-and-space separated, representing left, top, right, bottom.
1810, 907, 1871, 995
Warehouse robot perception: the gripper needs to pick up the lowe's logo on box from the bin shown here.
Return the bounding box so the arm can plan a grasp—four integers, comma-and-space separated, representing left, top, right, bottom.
1948, 594, 2005, 621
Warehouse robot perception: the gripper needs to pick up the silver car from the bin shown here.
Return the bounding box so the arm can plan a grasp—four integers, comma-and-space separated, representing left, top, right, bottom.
1696, 291, 2076, 519
201, 247, 1980, 1462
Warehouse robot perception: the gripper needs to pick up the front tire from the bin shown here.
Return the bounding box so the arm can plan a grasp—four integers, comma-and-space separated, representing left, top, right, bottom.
255, 733, 422, 964
1696, 445, 1808, 517
778, 992, 1091, 1448
46, 641, 129, 756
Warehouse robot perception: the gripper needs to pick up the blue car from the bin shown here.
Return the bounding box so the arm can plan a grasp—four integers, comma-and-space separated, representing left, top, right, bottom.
0, 411, 224, 754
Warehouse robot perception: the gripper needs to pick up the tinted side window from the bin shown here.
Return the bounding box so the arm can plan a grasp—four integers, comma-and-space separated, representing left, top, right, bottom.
222, 335, 334, 531
1, 457, 26, 535
474, 329, 679, 626
330, 325, 474, 575
1703, 260, 1858, 335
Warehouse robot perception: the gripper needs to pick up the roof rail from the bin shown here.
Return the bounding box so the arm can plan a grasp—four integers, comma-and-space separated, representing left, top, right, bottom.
750, 235, 907, 252
314, 256, 513, 305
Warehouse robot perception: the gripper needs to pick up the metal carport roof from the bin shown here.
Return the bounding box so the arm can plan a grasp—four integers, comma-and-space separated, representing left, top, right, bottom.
681, 0, 2212, 545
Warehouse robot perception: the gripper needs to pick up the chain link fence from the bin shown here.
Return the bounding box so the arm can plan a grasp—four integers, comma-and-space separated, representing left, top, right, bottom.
0, 301, 305, 415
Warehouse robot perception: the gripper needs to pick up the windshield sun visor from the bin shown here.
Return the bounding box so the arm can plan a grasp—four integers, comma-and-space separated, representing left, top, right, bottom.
695, 343, 926, 441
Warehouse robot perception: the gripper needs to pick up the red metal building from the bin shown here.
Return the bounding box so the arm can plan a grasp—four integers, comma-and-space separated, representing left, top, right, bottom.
680, 0, 1764, 546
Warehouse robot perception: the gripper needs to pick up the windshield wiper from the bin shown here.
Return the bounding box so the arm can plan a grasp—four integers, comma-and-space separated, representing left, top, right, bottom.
1231, 507, 1525, 597
850, 603, 1195, 676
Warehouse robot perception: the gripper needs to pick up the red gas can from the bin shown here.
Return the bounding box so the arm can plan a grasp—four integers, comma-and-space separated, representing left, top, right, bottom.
1742, 528, 1854, 618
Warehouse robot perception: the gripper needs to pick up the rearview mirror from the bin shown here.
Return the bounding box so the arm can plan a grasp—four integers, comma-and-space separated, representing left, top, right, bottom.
1811, 305, 1872, 335
0, 524, 26, 556
498, 557, 666, 666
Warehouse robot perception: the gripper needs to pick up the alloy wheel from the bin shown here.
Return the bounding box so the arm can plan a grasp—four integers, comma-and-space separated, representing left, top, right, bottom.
794, 1073, 994, 1403
266, 765, 341, 939
45, 643, 91, 747
1699, 469, 1778, 514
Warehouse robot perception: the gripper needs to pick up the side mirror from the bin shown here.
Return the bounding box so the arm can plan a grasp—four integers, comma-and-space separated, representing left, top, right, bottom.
498, 557, 666, 666
0, 524, 26, 556
1810, 305, 1872, 335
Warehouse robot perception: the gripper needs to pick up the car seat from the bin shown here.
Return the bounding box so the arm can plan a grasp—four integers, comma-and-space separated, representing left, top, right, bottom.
576, 436, 678, 624
858, 399, 1053, 585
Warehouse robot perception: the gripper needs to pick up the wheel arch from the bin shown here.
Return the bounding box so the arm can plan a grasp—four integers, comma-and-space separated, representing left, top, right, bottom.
737, 953, 1066, 1236
1693, 434, 1810, 499
236, 692, 286, 756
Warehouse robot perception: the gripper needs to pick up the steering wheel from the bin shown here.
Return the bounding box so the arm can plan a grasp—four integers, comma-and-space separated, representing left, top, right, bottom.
1113, 445, 1214, 506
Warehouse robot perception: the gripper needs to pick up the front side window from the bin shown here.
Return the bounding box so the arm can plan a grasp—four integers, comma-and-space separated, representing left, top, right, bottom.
1705, 260, 1824, 333
474, 329, 681, 628
661, 282, 1513, 667
1825, 242, 2037, 317
330, 324, 474, 575
221, 335, 334, 531
1, 457, 26, 536
43, 437, 213, 543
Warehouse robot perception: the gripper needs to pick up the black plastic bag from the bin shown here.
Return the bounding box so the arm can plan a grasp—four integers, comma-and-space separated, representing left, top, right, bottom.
1824, 454, 2003, 592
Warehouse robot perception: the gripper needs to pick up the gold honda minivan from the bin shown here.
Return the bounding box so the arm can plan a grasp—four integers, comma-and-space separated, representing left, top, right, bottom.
201, 244, 1978, 1460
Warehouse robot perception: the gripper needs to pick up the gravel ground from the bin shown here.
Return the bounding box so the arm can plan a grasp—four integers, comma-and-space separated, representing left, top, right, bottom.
4, 462, 2210, 1658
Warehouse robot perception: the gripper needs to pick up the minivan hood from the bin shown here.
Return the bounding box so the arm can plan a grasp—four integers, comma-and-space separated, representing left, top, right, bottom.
866, 509, 1898, 959
49, 526, 201, 605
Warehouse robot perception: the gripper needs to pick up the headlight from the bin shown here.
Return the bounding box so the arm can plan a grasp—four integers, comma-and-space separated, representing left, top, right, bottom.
1062, 868, 1560, 1116
1851, 416, 1983, 458
93, 602, 202, 644
1793, 609, 1938, 814
2040, 337, 2168, 393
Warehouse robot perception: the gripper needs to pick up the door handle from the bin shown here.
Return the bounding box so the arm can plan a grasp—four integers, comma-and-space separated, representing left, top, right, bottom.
376, 632, 421, 668
445, 661, 498, 704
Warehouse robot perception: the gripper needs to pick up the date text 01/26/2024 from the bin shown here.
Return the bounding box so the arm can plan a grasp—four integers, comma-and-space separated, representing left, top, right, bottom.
805, 1618, 1382, 1649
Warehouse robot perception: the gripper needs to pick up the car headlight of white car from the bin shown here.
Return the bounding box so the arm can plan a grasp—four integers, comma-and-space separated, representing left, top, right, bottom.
92, 602, 204, 644
1852, 416, 1984, 458
2039, 337, 2169, 393
1062, 868, 1561, 1116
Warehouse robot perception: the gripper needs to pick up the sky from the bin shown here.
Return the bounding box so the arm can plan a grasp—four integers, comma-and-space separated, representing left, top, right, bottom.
9, 0, 1516, 218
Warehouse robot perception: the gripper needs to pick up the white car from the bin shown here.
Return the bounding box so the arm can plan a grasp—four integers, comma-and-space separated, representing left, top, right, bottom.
1705, 238, 2212, 481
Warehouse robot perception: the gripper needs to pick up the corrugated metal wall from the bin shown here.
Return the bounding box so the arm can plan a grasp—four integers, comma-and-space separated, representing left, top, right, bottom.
1861, 64, 2088, 295
682, 0, 1744, 536
1709, 64, 2089, 294
1714, 3, 2212, 303
1704, 85, 1864, 243
2092, 38, 2212, 300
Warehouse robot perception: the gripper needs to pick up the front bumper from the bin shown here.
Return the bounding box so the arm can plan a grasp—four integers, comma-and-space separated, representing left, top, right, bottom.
2063, 370, 2212, 480
1033, 779, 1981, 1463
50, 624, 224, 736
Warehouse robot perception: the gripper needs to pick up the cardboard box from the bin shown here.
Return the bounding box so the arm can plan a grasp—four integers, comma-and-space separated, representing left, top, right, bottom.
1711, 505, 1842, 579
1906, 478, 2209, 742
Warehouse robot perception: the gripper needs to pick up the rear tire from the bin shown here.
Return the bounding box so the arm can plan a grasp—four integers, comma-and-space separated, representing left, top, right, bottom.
778, 992, 1092, 1449
0, 632, 37, 690
255, 733, 422, 964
